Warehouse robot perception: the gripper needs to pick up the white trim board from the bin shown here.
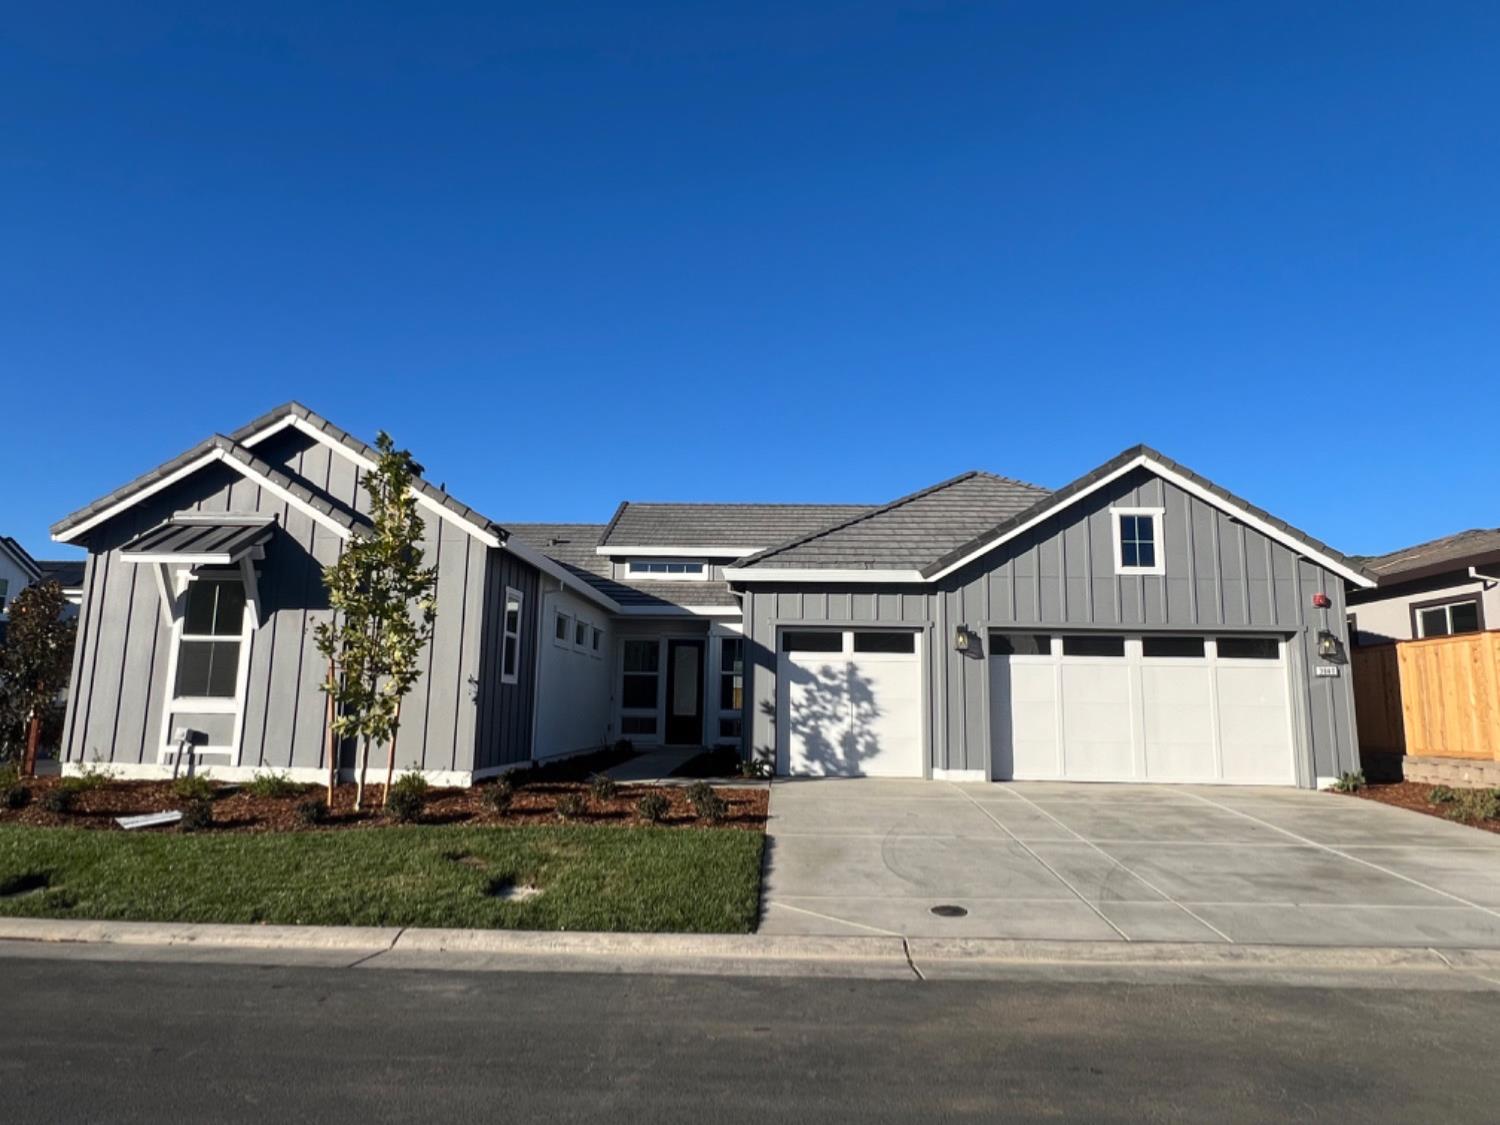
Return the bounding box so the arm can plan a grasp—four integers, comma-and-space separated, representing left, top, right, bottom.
53, 448, 355, 544
598, 545, 761, 558
721, 566, 925, 584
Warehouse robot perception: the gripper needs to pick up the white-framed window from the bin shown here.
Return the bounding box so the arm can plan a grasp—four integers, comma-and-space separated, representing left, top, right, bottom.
591, 625, 604, 657
160, 574, 251, 760
626, 560, 706, 581
574, 617, 589, 649
620, 638, 661, 739
500, 586, 523, 685
1414, 598, 1482, 638
718, 636, 744, 741
1111, 507, 1165, 576
554, 610, 572, 647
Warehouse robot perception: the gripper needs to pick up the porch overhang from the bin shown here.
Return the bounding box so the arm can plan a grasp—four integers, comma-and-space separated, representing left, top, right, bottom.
120, 517, 276, 628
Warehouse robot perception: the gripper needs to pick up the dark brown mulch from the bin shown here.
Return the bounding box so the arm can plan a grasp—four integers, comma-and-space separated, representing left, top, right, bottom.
1338, 781, 1500, 835
0, 776, 767, 835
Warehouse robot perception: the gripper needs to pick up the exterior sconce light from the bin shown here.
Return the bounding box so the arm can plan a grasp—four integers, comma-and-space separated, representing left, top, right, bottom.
1316, 629, 1339, 659
954, 626, 972, 652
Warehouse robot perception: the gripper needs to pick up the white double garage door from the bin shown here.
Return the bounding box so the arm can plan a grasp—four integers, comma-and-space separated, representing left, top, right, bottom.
779, 627, 1297, 784
991, 633, 1297, 785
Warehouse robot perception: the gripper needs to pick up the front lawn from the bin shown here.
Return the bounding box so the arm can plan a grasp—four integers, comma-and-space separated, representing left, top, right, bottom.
0, 824, 764, 932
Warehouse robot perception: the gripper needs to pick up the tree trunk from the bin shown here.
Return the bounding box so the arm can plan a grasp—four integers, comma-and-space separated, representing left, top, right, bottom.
22, 711, 40, 779
383, 699, 403, 806
323, 657, 337, 801
355, 734, 371, 811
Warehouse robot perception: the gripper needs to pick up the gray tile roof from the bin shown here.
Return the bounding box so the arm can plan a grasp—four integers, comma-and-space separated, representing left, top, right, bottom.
229, 402, 509, 543
505, 523, 739, 610
598, 502, 873, 549
734, 472, 1050, 571
35, 559, 85, 591
51, 434, 372, 540
921, 445, 1378, 584
1351, 527, 1500, 581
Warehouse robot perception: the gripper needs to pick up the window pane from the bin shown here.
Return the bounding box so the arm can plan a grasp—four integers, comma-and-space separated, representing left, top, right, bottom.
1416, 608, 1449, 638
623, 640, 659, 673
1121, 541, 1139, 568
621, 715, 656, 735
991, 633, 1051, 656
1143, 636, 1204, 658
505, 605, 519, 633
720, 638, 743, 674
575, 621, 588, 646
592, 627, 602, 651
718, 716, 743, 739
622, 674, 657, 709
1062, 635, 1125, 657
719, 673, 743, 711
1136, 541, 1155, 568
502, 635, 518, 676
783, 631, 842, 653
1448, 601, 1481, 634
1137, 517, 1155, 544
1216, 636, 1280, 660
175, 640, 240, 698
852, 631, 915, 654
183, 580, 245, 637
1119, 515, 1136, 541
555, 614, 569, 640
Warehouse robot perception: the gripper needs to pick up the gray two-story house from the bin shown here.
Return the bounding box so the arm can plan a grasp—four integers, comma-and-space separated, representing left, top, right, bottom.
52, 403, 1376, 788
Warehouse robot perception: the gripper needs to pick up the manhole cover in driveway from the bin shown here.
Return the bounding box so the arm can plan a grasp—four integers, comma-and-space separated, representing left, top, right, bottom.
930, 904, 968, 918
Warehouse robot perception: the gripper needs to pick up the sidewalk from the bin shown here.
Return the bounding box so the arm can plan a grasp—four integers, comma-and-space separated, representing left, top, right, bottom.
3, 917, 1500, 990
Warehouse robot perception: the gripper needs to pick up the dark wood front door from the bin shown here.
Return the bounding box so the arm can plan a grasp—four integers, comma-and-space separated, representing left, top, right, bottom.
664, 639, 705, 745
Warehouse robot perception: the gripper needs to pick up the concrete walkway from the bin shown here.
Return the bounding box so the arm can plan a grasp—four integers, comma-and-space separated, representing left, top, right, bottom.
602, 747, 700, 784
760, 779, 1500, 947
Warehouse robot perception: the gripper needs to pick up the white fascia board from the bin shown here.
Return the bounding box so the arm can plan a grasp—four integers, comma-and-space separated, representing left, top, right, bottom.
614, 604, 742, 617
597, 545, 762, 557
923, 454, 1378, 590
0, 538, 42, 580
501, 535, 621, 613
721, 566, 926, 584
241, 411, 503, 548
53, 450, 353, 544
121, 551, 238, 566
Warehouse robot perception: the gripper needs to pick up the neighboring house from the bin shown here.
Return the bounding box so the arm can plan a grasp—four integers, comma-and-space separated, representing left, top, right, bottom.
1346, 529, 1500, 645
51, 402, 1376, 789
0, 536, 85, 634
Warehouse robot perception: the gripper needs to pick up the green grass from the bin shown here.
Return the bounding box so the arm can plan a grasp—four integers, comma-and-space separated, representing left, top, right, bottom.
0, 825, 764, 933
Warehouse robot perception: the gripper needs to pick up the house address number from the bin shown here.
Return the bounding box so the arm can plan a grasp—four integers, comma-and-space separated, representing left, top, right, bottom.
1314, 665, 1341, 678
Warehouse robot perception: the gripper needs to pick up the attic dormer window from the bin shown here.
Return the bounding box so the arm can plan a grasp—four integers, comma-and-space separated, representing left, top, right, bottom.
627, 560, 706, 580
1111, 507, 1165, 576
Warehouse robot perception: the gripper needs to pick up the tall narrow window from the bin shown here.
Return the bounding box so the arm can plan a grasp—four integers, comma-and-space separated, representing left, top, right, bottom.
501, 587, 523, 684
620, 639, 661, 738
1111, 508, 1164, 575
718, 637, 744, 741
175, 579, 246, 698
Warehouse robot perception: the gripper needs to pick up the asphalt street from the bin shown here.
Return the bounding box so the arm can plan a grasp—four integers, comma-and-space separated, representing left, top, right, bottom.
3, 956, 1498, 1122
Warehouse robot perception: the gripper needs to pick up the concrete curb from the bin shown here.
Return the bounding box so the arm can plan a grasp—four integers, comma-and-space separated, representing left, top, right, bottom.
1, 918, 1498, 983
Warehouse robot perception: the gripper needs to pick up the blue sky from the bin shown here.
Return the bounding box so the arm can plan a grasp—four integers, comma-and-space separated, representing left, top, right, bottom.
4, 3, 1496, 561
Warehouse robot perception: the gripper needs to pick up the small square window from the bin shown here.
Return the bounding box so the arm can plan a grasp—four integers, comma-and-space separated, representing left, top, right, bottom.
1112, 508, 1163, 575
555, 613, 571, 642
575, 619, 588, 647
592, 626, 603, 653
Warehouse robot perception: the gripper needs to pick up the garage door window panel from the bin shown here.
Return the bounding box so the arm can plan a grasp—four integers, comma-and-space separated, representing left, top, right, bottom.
1061, 635, 1126, 658
852, 631, 915, 654
1216, 636, 1280, 660
1142, 636, 1205, 659
783, 631, 844, 653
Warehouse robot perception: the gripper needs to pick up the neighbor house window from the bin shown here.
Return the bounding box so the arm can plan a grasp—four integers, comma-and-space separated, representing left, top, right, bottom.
1414, 598, 1482, 638
554, 611, 571, 645
626, 560, 706, 579
500, 587, 523, 685
718, 637, 744, 741
1111, 507, 1164, 575
175, 579, 247, 698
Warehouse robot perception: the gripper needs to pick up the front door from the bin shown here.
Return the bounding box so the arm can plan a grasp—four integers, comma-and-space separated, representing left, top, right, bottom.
664, 639, 704, 745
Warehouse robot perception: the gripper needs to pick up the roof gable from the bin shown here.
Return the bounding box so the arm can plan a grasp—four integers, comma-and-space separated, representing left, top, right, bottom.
1353, 527, 1500, 582
0, 536, 42, 581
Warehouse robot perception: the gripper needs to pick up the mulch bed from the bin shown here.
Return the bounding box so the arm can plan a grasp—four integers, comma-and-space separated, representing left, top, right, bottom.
1338, 781, 1500, 835
0, 776, 768, 835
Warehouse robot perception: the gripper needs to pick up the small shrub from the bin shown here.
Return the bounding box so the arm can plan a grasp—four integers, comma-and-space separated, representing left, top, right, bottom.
179, 797, 214, 832
589, 773, 619, 801
738, 758, 772, 779
293, 796, 327, 827
1428, 785, 1459, 805
1331, 771, 1365, 793
554, 792, 587, 821
385, 772, 430, 823
40, 787, 75, 814
3, 784, 30, 810
172, 773, 217, 802
71, 763, 115, 792
244, 772, 301, 799
636, 791, 669, 823
1446, 789, 1500, 823
686, 781, 728, 824
484, 776, 516, 813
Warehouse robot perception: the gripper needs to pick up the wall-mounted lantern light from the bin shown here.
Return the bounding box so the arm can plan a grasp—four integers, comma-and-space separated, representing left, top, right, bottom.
1316, 628, 1339, 659
954, 626, 972, 652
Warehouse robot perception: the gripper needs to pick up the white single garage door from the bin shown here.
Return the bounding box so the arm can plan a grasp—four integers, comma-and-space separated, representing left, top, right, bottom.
990, 633, 1296, 785
778, 629, 924, 777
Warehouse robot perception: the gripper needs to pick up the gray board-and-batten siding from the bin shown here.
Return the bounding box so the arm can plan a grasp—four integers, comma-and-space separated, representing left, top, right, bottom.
738, 466, 1359, 785
62, 426, 539, 777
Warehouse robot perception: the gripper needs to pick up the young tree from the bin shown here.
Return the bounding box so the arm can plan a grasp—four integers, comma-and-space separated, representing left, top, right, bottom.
314, 433, 438, 811
0, 580, 77, 776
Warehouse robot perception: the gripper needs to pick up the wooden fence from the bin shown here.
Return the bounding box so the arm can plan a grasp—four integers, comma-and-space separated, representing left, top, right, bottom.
1351, 643, 1405, 755
1393, 631, 1500, 761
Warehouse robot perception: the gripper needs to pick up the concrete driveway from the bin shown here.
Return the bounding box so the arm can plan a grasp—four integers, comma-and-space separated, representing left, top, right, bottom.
759, 780, 1500, 947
